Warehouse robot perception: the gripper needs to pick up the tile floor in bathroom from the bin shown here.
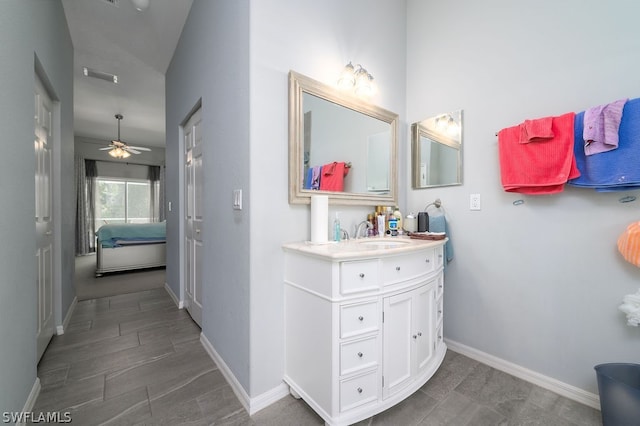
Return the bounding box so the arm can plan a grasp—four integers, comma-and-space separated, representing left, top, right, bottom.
32, 288, 602, 425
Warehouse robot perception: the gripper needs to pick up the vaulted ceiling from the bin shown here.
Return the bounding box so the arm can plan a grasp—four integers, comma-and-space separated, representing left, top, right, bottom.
62, 0, 193, 148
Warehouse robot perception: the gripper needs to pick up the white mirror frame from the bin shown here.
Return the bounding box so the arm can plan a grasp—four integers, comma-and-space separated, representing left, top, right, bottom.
288, 70, 398, 205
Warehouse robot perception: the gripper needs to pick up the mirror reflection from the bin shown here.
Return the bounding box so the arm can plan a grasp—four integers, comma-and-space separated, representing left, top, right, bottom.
289, 71, 398, 205
411, 110, 463, 188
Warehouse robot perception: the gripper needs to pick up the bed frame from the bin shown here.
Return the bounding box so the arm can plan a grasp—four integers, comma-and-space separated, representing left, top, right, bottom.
95, 242, 166, 277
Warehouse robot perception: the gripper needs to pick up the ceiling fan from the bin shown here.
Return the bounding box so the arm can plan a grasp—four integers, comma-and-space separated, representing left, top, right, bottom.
99, 114, 151, 158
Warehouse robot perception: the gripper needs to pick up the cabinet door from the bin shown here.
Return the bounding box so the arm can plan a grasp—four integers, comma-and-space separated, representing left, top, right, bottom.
414, 284, 435, 374
382, 290, 414, 399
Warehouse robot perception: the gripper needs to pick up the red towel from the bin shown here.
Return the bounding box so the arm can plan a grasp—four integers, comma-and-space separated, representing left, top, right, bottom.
498, 112, 580, 194
519, 117, 554, 143
319, 162, 350, 191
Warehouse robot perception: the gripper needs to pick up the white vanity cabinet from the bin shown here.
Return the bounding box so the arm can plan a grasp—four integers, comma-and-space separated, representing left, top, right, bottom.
283, 238, 447, 426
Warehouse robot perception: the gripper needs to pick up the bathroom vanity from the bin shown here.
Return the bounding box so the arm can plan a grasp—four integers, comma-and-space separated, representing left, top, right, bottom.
283, 237, 447, 426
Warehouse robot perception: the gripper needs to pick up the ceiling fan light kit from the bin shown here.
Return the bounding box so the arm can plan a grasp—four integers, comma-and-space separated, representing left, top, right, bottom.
100, 113, 151, 159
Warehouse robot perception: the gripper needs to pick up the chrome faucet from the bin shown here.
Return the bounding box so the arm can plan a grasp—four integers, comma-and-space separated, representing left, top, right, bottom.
355, 220, 373, 239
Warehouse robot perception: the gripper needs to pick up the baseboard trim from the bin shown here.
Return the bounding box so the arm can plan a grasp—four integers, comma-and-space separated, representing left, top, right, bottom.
56, 296, 77, 335
17, 377, 41, 426
164, 282, 183, 309
445, 339, 600, 410
199, 333, 289, 416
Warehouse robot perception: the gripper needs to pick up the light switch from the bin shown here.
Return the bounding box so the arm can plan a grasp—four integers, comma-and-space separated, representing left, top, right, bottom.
233, 189, 242, 210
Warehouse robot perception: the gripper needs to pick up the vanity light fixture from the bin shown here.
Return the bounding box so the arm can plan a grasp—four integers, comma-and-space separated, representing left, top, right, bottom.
435, 113, 459, 137
337, 62, 356, 89
337, 62, 377, 96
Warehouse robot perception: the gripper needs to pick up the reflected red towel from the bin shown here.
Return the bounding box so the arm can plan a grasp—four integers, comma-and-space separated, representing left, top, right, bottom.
319, 162, 349, 191
498, 112, 579, 194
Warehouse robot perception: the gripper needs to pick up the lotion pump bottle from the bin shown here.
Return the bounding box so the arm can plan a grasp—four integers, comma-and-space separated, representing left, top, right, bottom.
333, 213, 341, 242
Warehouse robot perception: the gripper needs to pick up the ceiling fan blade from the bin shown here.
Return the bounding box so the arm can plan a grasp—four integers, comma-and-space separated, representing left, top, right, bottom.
125, 147, 141, 154
127, 146, 151, 151
99, 147, 114, 150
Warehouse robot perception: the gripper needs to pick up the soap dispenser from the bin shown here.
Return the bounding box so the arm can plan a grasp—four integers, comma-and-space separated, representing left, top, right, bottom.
333, 213, 341, 242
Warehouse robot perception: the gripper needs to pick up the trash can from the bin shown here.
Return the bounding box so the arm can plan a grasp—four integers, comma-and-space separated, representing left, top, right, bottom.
595, 363, 640, 425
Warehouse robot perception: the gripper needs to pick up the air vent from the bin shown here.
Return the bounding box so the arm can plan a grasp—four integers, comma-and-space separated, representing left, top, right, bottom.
101, 0, 119, 6
83, 67, 118, 84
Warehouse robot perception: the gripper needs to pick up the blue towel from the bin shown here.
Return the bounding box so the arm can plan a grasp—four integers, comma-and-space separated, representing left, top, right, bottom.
304, 167, 313, 189
429, 214, 454, 266
568, 97, 640, 191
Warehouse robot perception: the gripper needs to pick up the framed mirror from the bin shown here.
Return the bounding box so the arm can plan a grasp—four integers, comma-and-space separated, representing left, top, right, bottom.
288, 71, 398, 205
411, 110, 463, 188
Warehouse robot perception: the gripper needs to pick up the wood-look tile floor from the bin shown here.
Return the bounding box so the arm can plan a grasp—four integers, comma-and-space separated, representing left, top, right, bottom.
33, 288, 603, 425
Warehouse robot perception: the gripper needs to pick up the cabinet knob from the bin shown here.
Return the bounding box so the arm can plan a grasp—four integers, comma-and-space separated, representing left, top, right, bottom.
438, 254, 443, 258
357, 352, 363, 358
358, 316, 364, 321
417, 332, 422, 337
395, 266, 401, 271
359, 273, 365, 278
357, 387, 363, 394
439, 284, 443, 289
413, 335, 417, 339
438, 310, 442, 315
425, 259, 430, 263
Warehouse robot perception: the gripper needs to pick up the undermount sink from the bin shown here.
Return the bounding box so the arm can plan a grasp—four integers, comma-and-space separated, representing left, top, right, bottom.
356, 239, 410, 248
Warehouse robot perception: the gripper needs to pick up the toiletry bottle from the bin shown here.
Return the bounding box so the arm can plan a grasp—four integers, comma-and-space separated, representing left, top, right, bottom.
388, 215, 398, 236
384, 206, 393, 235
377, 213, 386, 237
393, 207, 403, 235
367, 213, 375, 237
333, 213, 341, 242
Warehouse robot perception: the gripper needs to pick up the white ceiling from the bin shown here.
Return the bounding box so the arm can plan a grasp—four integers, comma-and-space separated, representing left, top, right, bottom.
62, 0, 193, 148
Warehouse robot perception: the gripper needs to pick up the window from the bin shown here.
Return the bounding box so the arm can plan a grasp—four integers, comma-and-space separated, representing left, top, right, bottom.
95, 178, 152, 230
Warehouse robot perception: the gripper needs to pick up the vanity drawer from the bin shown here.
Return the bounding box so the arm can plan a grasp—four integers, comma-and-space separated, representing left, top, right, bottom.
340, 301, 379, 339
340, 336, 379, 376
340, 260, 380, 294
340, 370, 378, 412
381, 250, 435, 285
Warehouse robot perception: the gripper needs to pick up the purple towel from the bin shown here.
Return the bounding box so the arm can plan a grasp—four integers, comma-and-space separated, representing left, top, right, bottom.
583, 98, 627, 156
311, 166, 321, 190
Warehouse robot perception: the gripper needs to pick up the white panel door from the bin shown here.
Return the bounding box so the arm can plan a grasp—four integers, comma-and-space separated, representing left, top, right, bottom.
414, 284, 435, 374
184, 108, 203, 326
382, 289, 413, 399
35, 75, 54, 361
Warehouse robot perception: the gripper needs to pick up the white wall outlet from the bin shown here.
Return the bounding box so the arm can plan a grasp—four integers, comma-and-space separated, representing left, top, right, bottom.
233, 189, 242, 210
470, 194, 481, 210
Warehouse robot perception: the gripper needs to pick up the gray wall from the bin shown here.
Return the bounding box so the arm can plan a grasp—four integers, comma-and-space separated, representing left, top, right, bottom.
0, 0, 74, 413
406, 0, 640, 393
165, 0, 251, 391
248, 0, 407, 396
165, 0, 407, 398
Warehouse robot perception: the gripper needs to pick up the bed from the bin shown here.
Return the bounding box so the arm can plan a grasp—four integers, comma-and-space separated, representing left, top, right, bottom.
95, 222, 166, 277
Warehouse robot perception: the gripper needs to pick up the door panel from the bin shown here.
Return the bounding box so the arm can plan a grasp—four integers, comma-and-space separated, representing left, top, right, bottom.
35, 75, 54, 361
382, 290, 413, 398
184, 108, 203, 326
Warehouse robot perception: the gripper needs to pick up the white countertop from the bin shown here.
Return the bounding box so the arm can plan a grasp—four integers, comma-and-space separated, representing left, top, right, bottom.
282, 235, 447, 260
